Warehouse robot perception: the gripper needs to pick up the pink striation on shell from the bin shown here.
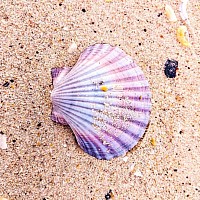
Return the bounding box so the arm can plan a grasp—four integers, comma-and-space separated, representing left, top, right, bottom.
51, 44, 151, 160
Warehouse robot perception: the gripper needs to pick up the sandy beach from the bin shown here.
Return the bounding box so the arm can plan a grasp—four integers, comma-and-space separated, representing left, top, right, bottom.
0, 0, 200, 199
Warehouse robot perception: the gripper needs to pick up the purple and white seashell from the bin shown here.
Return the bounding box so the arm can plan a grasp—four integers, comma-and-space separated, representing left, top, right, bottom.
51, 44, 151, 160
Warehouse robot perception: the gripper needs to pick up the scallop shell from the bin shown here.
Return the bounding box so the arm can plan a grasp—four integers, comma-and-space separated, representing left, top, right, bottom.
51, 44, 151, 160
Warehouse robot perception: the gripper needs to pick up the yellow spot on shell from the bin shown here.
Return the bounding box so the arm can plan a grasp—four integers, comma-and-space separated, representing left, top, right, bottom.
105, 0, 112, 2
177, 26, 191, 47
150, 138, 156, 146
100, 85, 108, 92
165, 5, 177, 22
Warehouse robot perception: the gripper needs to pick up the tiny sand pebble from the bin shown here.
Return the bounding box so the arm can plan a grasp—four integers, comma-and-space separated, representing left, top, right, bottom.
0, 133, 7, 149
63, 27, 68, 31
122, 156, 129, 162
3, 82, 10, 87
129, 163, 135, 171
67, 42, 78, 53
134, 169, 143, 177
150, 138, 156, 146
63, 144, 67, 148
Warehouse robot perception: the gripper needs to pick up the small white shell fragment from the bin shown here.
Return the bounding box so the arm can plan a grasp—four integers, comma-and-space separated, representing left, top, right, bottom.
134, 169, 143, 177
179, 0, 190, 24
129, 163, 135, 171
67, 41, 77, 53
63, 143, 67, 148
63, 26, 68, 31
165, 4, 177, 22
122, 156, 129, 162
0, 134, 7, 149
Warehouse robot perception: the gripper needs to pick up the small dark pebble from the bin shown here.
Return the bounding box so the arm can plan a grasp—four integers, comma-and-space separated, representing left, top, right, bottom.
3, 81, 10, 87
105, 190, 112, 199
12, 139, 16, 143
164, 59, 178, 78
10, 79, 14, 83
139, 43, 141, 46
0, 131, 4, 135
144, 28, 147, 32
174, 169, 178, 172
105, 194, 111, 200
158, 13, 162, 17
82, 8, 86, 12
59, 3, 62, 6
37, 122, 42, 127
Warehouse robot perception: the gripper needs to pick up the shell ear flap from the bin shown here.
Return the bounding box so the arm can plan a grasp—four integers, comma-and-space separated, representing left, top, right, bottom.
51, 67, 72, 86
51, 67, 64, 81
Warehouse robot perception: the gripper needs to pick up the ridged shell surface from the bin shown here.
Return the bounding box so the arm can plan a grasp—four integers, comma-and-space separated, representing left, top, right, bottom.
51, 44, 151, 160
